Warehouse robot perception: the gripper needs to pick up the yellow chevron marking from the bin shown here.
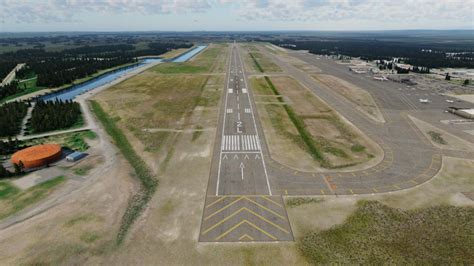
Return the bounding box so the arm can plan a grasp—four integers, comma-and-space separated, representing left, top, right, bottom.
206, 196, 227, 209
215, 220, 277, 241
393, 184, 401, 190
204, 197, 244, 221
202, 207, 289, 235
411, 180, 418, 185
243, 197, 286, 220
372, 188, 378, 193
349, 189, 354, 195
320, 189, 325, 195
239, 234, 254, 241
261, 196, 283, 208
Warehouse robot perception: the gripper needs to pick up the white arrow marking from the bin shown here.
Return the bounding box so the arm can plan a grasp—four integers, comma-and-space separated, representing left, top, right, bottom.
255, 154, 261, 160
244, 154, 249, 160
240, 162, 245, 180
223, 154, 228, 160
233, 154, 239, 160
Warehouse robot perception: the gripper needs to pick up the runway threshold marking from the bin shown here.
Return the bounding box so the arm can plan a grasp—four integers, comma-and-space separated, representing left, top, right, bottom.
200, 195, 293, 242
215, 220, 277, 241
206, 196, 227, 208
238, 234, 254, 241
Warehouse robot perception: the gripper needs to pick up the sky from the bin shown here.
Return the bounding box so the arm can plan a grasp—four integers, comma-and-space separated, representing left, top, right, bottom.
1, 0, 473, 32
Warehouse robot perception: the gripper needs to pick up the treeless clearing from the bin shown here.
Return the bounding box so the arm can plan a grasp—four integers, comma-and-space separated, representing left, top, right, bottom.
159, 47, 192, 59
152, 44, 228, 74
312, 74, 385, 123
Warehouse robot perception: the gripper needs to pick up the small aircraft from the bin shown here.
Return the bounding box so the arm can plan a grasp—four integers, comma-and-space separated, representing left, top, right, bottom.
446, 99, 454, 103
373, 76, 388, 81
419, 99, 430, 103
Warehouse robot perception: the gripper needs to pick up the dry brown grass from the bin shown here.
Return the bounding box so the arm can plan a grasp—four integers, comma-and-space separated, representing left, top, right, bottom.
312, 74, 385, 123
409, 115, 474, 152
252, 75, 381, 169
288, 157, 474, 264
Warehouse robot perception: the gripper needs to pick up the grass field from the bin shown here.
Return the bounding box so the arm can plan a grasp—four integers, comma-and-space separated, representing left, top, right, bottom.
151, 44, 227, 74
89, 43, 228, 244
90, 101, 157, 244
0, 176, 66, 219
249, 51, 281, 73
311, 74, 385, 123
0, 76, 46, 104
21, 130, 97, 153
299, 200, 473, 264
252, 75, 379, 169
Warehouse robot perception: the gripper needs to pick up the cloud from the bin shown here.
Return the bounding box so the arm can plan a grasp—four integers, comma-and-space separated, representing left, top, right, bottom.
1, 0, 472, 25
231, 0, 473, 22
1, 0, 213, 23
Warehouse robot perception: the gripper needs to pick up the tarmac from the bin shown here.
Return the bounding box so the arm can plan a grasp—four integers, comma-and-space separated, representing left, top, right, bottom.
199, 43, 474, 243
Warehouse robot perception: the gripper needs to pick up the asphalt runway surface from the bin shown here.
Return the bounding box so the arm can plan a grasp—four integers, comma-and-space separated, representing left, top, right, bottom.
200, 44, 474, 242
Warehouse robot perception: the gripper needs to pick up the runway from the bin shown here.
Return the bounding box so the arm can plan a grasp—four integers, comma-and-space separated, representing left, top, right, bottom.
200, 43, 293, 242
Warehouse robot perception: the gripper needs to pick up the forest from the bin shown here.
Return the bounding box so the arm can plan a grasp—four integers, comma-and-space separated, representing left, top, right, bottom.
0, 138, 23, 156
270, 39, 474, 68
0, 61, 17, 80
0, 81, 22, 101
0, 41, 192, 98
0, 101, 28, 138
30, 100, 82, 133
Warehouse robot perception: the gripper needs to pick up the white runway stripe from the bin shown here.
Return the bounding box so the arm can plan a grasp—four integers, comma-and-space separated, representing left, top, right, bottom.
226, 108, 233, 113
244, 108, 251, 113
222, 135, 262, 151
242, 88, 248, 93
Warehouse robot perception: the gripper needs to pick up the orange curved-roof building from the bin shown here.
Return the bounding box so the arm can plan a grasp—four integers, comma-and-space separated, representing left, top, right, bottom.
11, 144, 62, 169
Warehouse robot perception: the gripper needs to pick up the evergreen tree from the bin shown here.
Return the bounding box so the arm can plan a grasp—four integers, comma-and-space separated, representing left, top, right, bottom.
0, 164, 10, 178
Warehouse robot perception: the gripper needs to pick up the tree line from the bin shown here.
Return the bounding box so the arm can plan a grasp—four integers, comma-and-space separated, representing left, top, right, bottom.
270, 39, 474, 69
0, 81, 22, 101
0, 42, 193, 90
0, 137, 23, 155
0, 101, 28, 137
30, 100, 82, 133
0, 62, 17, 81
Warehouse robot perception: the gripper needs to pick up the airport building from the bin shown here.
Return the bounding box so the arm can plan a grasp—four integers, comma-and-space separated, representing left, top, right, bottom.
11, 144, 62, 169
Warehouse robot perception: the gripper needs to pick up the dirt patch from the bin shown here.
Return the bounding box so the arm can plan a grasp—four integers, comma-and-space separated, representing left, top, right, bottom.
312, 74, 385, 123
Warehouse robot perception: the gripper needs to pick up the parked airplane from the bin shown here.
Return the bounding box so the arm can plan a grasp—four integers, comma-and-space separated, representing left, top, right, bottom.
373, 76, 388, 81
419, 99, 430, 103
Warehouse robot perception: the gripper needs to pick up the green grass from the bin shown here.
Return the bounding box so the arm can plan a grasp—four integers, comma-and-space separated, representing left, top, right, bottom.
428, 131, 447, 145
0, 176, 66, 219
351, 144, 366, 152
0, 181, 20, 199
152, 46, 220, 74
250, 53, 264, 73
73, 166, 92, 176
90, 100, 157, 245
286, 197, 323, 208
64, 130, 96, 152
64, 213, 98, 227
192, 125, 204, 141
0, 76, 46, 104
299, 201, 474, 264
